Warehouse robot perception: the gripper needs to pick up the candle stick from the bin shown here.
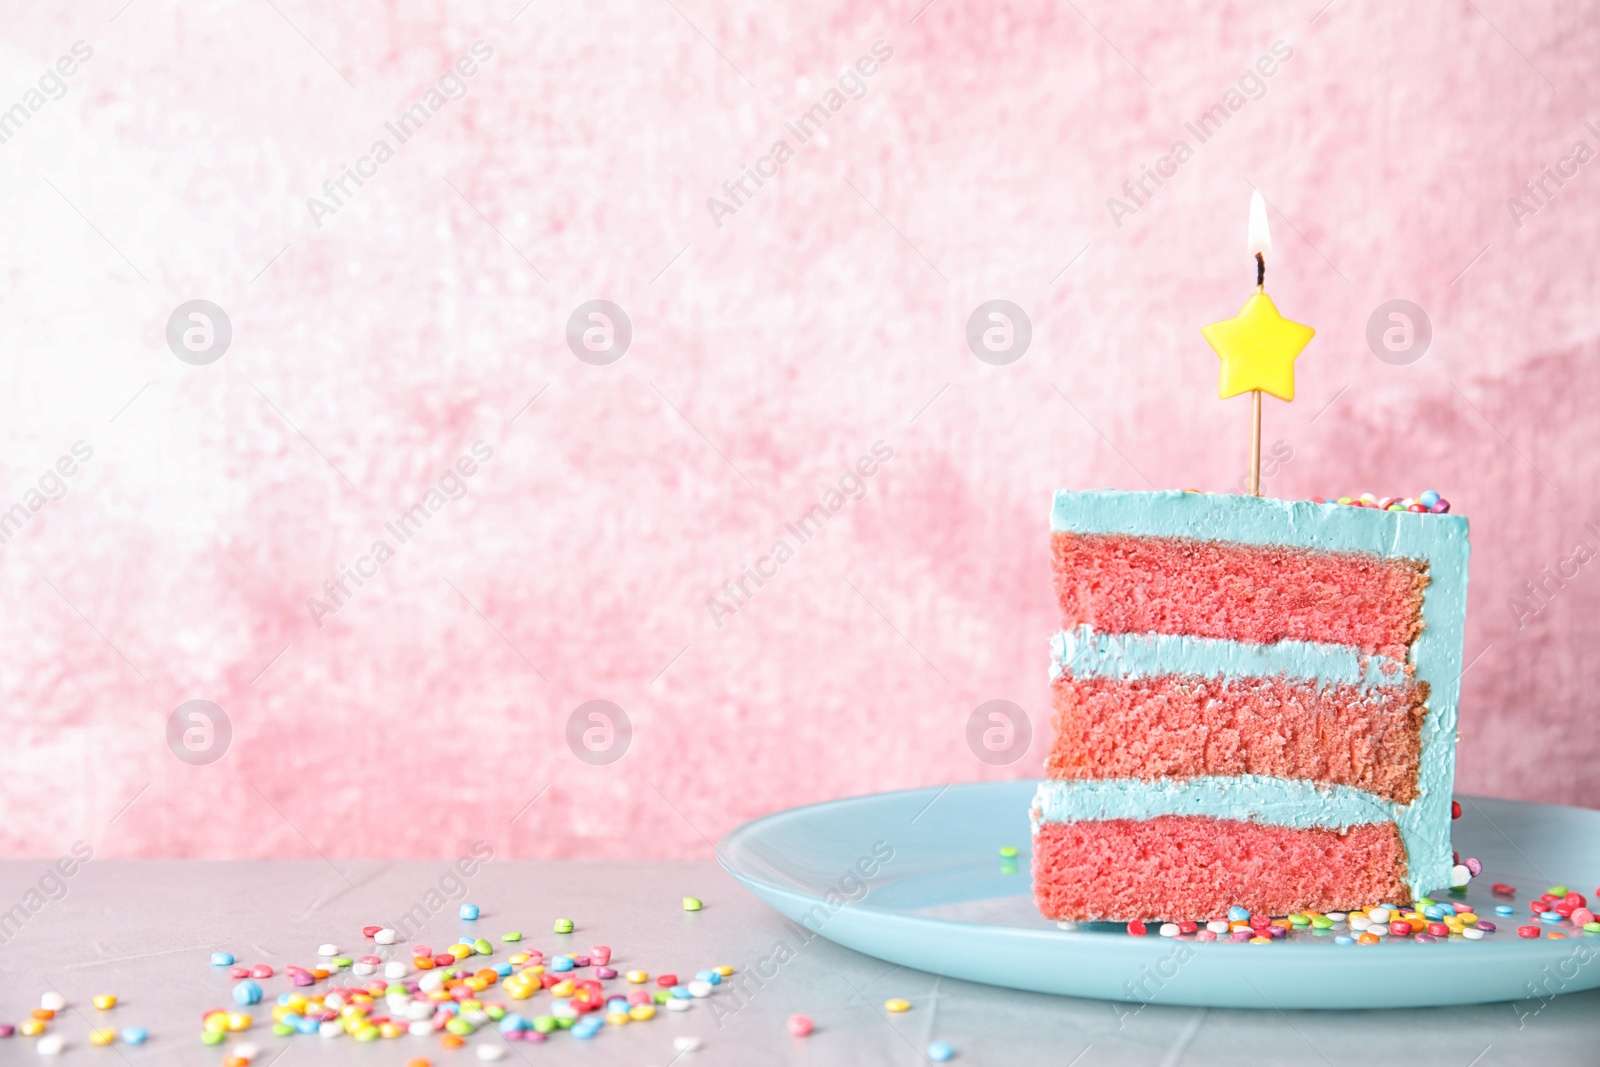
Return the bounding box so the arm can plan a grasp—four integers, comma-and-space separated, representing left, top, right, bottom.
1202, 191, 1315, 497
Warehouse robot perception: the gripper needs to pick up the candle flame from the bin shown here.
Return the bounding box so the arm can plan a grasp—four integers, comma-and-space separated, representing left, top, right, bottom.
1247, 190, 1272, 257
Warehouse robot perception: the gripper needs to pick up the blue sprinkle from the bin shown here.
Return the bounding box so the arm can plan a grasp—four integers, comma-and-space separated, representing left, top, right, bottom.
495, 962, 514, 977
121, 1028, 148, 1045
670, 985, 693, 999
550, 956, 575, 972
1228, 906, 1251, 922
1334, 935, 1354, 945
1495, 905, 1515, 916
1419, 490, 1440, 508
1539, 911, 1562, 924
210, 952, 234, 966
459, 903, 480, 920
928, 1040, 955, 1062
295, 1016, 319, 1034
498, 1013, 527, 1033
232, 980, 262, 1006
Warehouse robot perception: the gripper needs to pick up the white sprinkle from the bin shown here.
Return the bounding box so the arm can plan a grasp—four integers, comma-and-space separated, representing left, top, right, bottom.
352, 962, 376, 976
409, 1020, 433, 1036
1368, 908, 1391, 923
374, 928, 397, 945
1206, 920, 1230, 933
1450, 865, 1472, 887
476, 1046, 507, 1061
319, 1020, 343, 1037
317, 943, 340, 956
1326, 912, 1347, 922
40, 993, 66, 1011
1463, 927, 1485, 940
666, 998, 693, 1012
1158, 923, 1179, 937
688, 980, 714, 998
1350, 916, 1371, 931
234, 1043, 260, 1060
385, 961, 408, 979
1055, 920, 1078, 931
36, 1034, 64, 1055
674, 1036, 703, 1053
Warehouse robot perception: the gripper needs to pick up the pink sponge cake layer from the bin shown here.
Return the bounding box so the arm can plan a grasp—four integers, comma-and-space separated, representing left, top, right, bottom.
1046, 673, 1429, 804
1032, 815, 1411, 921
1053, 532, 1429, 660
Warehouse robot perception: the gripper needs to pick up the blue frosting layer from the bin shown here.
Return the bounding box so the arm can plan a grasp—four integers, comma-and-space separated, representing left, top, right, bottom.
1050, 626, 1407, 688
1045, 490, 1471, 898
1031, 776, 1402, 832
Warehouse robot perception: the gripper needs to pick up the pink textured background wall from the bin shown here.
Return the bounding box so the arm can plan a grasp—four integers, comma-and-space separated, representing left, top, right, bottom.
2, 0, 1595, 861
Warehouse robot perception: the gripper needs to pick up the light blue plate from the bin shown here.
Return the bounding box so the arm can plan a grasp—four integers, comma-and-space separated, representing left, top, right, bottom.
718, 781, 1600, 1009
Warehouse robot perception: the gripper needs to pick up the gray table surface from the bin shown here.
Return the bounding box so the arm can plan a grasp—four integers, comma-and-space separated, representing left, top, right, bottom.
0, 861, 1595, 1066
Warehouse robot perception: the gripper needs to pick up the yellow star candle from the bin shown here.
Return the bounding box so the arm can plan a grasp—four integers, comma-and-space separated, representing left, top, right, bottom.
1201, 191, 1315, 495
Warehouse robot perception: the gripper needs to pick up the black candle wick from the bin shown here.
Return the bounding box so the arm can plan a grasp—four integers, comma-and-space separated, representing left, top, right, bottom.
1255, 252, 1265, 289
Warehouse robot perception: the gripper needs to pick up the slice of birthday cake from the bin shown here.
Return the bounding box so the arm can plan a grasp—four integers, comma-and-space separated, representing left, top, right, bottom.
1031, 489, 1470, 921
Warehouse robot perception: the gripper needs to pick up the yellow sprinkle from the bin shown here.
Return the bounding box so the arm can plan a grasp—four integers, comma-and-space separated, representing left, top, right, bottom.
626, 970, 649, 984
1249, 936, 1271, 944
606, 1011, 629, 1026
92, 995, 117, 1011
884, 998, 911, 1013
89, 1028, 116, 1046
714, 965, 734, 977
629, 1004, 655, 1021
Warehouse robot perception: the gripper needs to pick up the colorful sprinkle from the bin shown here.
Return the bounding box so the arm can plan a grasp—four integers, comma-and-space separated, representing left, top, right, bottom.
884, 998, 911, 1013
788, 1014, 814, 1036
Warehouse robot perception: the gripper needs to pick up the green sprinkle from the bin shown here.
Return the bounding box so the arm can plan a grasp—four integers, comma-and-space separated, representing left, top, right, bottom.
485, 1004, 506, 1021
1288, 914, 1310, 926
553, 918, 574, 933
272, 1022, 294, 1037
445, 1017, 475, 1035
1548, 885, 1569, 897
999, 846, 1019, 858
473, 938, 493, 955
532, 1016, 557, 1034
1585, 921, 1600, 933
653, 990, 670, 1004
1311, 916, 1334, 929
202, 1031, 226, 1045
555, 1016, 575, 1030
385, 983, 407, 997
1416, 897, 1435, 907
683, 897, 703, 912
354, 1025, 379, 1041
501, 931, 522, 942
331, 956, 353, 967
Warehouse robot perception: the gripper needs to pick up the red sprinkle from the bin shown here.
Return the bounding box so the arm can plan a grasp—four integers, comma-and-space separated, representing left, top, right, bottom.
362, 926, 383, 938
1177, 920, 1198, 935
1452, 801, 1462, 819
1566, 893, 1587, 909
1530, 901, 1550, 914
1518, 926, 1541, 939
1390, 921, 1412, 936
1492, 883, 1516, 896
1127, 920, 1147, 937
656, 974, 678, 988
1427, 922, 1449, 937
251, 964, 274, 979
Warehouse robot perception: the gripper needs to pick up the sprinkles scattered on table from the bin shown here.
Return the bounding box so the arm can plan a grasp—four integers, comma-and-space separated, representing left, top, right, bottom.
1311, 490, 1451, 513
